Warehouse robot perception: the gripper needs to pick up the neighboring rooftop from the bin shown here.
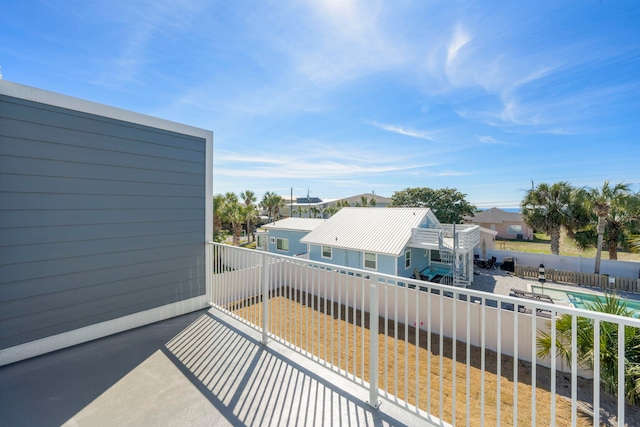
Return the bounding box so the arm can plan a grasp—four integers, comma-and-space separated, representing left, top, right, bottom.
465, 207, 524, 224
335, 193, 391, 206
261, 217, 326, 232
301, 207, 439, 256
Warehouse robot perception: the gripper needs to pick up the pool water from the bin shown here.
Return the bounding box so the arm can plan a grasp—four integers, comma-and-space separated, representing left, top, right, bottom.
530, 285, 640, 318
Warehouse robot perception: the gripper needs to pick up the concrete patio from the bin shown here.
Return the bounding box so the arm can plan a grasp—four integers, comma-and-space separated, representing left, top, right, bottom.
0, 308, 425, 427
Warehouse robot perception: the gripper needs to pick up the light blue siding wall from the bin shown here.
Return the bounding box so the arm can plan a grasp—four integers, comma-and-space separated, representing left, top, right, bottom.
0, 93, 208, 351
266, 230, 309, 256
309, 245, 362, 269
396, 247, 430, 278
376, 254, 396, 276
309, 245, 397, 276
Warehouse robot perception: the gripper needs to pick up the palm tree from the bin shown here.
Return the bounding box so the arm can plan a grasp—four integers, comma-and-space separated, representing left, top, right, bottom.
324, 206, 339, 217
261, 191, 276, 221
536, 293, 640, 404
309, 206, 320, 218
212, 194, 226, 242
273, 196, 285, 219
356, 196, 370, 207
261, 192, 285, 222
240, 190, 257, 241
369, 197, 377, 207
630, 235, 640, 254
521, 182, 586, 255
243, 204, 257, 243
572, 181, 638, 271
337, 199, 351, 209
222, 192, 244, 245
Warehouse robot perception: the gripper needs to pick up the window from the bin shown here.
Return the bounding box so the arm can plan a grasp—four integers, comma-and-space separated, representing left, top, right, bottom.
405, 250, 411, 269
508, 225, 522, 235
276, 238, 289, 251
270, 237, 275, 243
257, 235, 264, 249
322, 246, 332, 259
430, 250, 441, 262
364, 252, 377, 270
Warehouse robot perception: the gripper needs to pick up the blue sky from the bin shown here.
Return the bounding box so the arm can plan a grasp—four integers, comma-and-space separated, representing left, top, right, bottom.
2, 0, 639, 208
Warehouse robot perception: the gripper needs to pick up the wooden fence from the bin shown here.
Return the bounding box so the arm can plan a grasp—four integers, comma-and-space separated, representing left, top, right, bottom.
515, 264, 640, 293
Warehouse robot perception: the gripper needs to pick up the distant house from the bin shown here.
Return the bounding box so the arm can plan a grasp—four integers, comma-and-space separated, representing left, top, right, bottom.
464, 208, 533, 240
334, 193, 391, 208
300, 208, 480, 287
279, 192, 392, 218
256, 218, 326, 257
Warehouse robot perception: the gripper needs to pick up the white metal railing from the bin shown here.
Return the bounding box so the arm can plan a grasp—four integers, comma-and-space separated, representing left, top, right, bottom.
439, 224, 480, 251
208, 242, 640, 426
412, 225, 480, 252
410, 227, 442, 247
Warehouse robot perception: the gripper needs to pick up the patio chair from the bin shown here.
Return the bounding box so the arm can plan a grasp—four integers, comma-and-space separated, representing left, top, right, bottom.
486, 258, 496, 269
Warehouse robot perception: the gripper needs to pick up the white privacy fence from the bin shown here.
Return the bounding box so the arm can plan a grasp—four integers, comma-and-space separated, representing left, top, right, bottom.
479, 248, 640, 279
209, 243, 640, 426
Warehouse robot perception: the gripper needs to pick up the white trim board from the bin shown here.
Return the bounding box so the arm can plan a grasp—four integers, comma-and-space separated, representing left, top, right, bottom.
0, 80, 213, 141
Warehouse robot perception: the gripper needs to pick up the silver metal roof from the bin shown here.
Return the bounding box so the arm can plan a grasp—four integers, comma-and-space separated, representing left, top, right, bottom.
261, 217, 326, 232
300, 207, 436, 256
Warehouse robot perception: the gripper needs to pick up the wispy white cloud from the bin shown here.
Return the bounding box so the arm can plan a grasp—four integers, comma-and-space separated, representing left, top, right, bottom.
214, 146, 438, 181
446, 24, 471, 66
91, 0, 208, 86
476, 135, 514, 145
370, 122, 437, 140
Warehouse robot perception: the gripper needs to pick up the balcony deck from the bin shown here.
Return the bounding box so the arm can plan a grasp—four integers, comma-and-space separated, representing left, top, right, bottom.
0, 308, 425, 427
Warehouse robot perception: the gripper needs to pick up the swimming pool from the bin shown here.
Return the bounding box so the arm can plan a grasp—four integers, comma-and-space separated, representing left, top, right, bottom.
530, 285, 640, 318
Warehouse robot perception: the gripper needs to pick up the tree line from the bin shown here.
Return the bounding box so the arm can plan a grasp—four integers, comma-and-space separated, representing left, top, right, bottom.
521, 181, 640, 272
213, 183, 640, 266
212, 192, 379, 243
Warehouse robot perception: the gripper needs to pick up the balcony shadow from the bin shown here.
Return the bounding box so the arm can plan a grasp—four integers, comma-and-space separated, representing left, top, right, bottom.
0, 309, 208, 427
160, 310, 420, 426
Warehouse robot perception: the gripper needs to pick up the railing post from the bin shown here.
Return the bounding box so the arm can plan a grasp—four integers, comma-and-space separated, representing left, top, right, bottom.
367, 274, 380, 408
261, 252, 270, 345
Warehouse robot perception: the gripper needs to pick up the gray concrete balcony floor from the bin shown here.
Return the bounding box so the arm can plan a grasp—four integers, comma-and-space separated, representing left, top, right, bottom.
0, 308, 426, 427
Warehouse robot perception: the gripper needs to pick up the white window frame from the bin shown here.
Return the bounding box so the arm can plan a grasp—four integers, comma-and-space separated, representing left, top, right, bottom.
507, 225, 522, 235
276, 238, 289, 252
405, 250, 411, 269
364, 252, 377, 270
322, 246, 332, 259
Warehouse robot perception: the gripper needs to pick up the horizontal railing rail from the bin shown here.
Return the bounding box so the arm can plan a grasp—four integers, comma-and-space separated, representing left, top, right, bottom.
410, 228, 442, 247
208, 242, 640, 426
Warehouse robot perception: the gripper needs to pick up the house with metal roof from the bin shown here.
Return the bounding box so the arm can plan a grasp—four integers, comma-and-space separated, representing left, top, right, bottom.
464, 207, 533, 240
300, 207, 480, 286
256, 217, 326, 257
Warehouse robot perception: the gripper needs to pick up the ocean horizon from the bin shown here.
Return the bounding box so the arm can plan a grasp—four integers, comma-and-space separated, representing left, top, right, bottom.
478, 207, 520, 213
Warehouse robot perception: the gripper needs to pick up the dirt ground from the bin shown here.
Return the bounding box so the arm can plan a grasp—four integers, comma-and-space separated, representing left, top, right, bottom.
229, 289, 640, 426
